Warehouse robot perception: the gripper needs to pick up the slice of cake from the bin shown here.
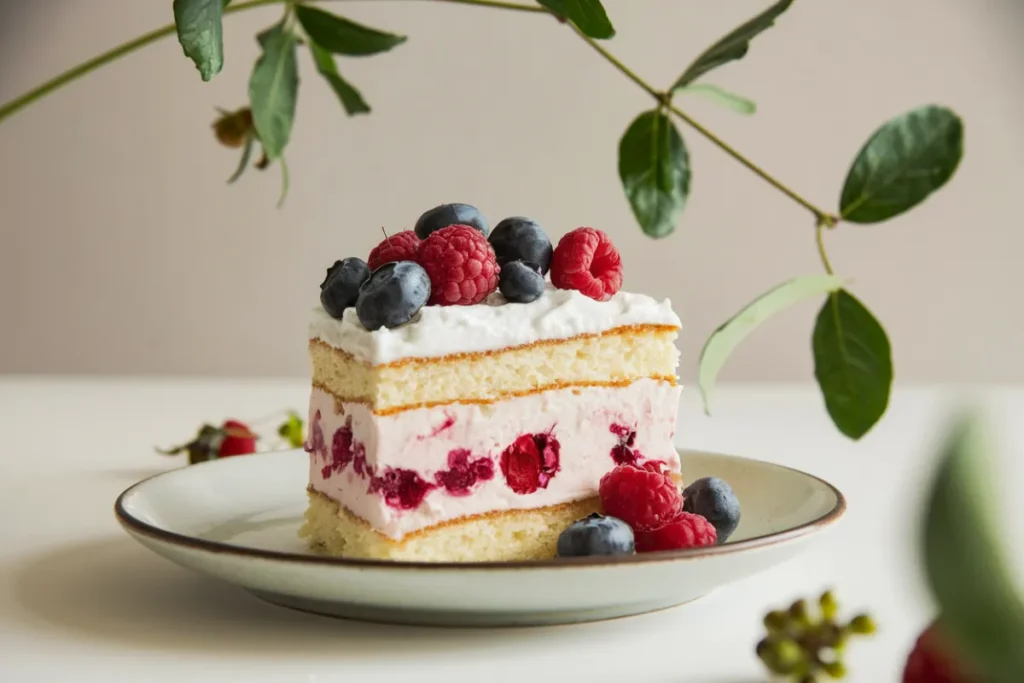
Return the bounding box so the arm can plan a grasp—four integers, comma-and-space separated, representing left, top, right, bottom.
299, 207, 682, 562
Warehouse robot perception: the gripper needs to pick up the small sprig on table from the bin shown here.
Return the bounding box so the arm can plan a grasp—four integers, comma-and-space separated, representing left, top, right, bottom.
157, 410, 305, 464
757, 590, 876, 682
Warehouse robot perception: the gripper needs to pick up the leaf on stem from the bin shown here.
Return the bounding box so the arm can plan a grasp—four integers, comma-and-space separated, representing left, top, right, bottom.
295, 5, 406, 56
618, 110, 690, 238
672, 0, 794, 89
309, 43, 370, 115
699, 275, 844, 413
812, 290, 892, 439
839, 105, 964, 223
248, 22, 299, 160
227, 133, 255, 183
173, 0, 225, 81
922, 411, 1024, 683
673, 83, 757, 115
536, 0, 615, 40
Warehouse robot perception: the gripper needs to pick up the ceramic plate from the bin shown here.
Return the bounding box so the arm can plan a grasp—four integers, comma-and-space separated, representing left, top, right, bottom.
115, 449, 844, 627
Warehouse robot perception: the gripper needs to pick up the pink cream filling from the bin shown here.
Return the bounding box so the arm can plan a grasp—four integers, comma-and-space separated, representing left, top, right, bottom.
307, 379, 682, 540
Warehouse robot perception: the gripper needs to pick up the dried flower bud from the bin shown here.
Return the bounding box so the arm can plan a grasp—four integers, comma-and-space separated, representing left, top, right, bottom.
848, 614, 876, 635
213, 107, 254, 148
764, 609, 790, 633
823, 660, 846, 679
819, 590, 838, 620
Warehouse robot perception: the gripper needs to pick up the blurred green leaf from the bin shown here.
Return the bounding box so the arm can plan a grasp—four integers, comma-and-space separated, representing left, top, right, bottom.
309, 43, 370, 115
295, 5, 406, 56
618, 109, 690, 238
248, 22, 299, 160
672, 0, 794, 89
173, 0, 224, 81
674, 83, 757, 115
840, 105, 964, 223
812, 290, 892, 439
536, 0, 615, 39
923, 411, 1024, 683
700, 275, 844, 413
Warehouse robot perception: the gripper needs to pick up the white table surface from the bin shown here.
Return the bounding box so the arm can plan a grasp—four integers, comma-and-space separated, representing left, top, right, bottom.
2, 378, 1022, 682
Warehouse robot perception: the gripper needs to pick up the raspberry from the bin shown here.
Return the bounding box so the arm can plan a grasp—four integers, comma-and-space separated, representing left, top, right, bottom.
903, 621, 975, 683
368, 230, 421, 272
434, 449, 495, 496
368, 467, 435, 510
550, 227, 623, 301
500, 432, 561, 494
417, 225, 499, 305
219, 420, 257, 457
599, 464, 682, 531
634, 512, 717, 552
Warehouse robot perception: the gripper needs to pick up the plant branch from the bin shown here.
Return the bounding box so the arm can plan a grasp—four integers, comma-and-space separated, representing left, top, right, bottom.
571, 30, 838, 227
568, 24, 660, 99
816, 222, 835, 274
431, 0, 547, 12
0, 0, 281, 124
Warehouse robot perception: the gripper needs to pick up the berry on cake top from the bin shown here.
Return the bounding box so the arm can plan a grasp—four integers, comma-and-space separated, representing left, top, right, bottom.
316, 202, 627, 331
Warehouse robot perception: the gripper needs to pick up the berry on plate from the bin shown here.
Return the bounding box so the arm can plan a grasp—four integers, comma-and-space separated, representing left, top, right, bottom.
903, 621, 976, 683
498, 260, 545, 304
557, 513, 635, 557
355, 261, 431, 330
489, 217, 553, 275
414, 203, 489, 239
368, 230, 421, 272
599, 464, 682, 531
417, 225, 499, 306
682, 476, 741, 543
320, 257, 370, 319
634, 511, 717, 552
550, 227, 623, 301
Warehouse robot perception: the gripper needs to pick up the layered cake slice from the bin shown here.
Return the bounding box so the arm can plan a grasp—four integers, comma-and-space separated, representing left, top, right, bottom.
300, 206, 682, 562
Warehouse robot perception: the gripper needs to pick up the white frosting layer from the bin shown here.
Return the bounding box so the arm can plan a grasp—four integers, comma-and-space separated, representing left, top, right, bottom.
307, 379, 682, 540
309, 286, 681, 365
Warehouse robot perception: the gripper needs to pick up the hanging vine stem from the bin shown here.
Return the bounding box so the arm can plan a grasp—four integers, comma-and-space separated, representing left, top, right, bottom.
0, 0, 836, 230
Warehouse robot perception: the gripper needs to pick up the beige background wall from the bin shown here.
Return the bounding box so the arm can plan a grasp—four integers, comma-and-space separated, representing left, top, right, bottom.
0, 0, 1020, 380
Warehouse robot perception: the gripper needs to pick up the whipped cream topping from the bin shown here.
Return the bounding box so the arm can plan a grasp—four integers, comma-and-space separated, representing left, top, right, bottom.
309, 286, 681, 365
308, 379, 682, 539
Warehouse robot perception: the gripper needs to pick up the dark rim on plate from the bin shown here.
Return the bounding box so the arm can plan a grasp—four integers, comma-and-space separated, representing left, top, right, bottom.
114, 449, 847, 570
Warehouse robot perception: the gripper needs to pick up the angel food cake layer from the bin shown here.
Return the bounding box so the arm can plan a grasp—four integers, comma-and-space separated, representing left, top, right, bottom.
299, 210, 683, 562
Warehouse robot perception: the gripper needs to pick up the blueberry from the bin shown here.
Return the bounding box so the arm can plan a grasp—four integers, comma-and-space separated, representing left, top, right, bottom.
489, 217, 552, 275
414, 203, 489, 239
682, 477, 741, 543
355, 261, 431, 331
557, 513, 635, 557
499, 260, 546, 304
320, 257, 370, 319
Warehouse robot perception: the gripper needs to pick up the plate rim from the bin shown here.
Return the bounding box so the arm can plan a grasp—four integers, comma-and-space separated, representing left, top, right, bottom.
114, 448, 846, 570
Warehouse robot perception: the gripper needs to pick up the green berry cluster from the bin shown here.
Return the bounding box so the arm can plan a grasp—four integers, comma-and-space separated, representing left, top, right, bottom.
756, 590, 877, 682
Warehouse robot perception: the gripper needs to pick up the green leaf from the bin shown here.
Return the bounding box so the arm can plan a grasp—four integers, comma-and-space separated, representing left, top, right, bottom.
923, 411, 1024, 683
227, 133, 255, 184
173, 0, 224, 81
672, 0, 794, 89
248, 23, 299, 160
617, 110, 690, 238
309, 43, 370, 115
536, 0, 615, 39
295, 5, 406, 56
700, 275, 844, 413
839, 105, 964, 223
812, 289, 893, 439
674, 83, 757, 115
